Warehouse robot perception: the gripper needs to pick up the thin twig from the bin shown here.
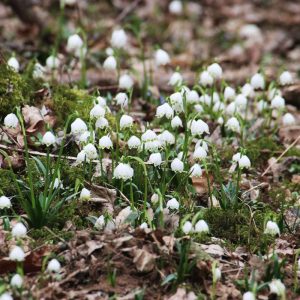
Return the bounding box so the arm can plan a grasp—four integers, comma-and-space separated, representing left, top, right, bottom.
261, 134, 300, 177
115, 0, 142, 23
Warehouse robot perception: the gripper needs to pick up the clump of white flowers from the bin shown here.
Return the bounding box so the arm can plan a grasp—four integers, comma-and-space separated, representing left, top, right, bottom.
264, 220, 280, 236
114, 163, 134, 181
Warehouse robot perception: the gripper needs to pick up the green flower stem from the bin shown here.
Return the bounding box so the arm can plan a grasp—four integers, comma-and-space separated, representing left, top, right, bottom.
203, 159, 213, 208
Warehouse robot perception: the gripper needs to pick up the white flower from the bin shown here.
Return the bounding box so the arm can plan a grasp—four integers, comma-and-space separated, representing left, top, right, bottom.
199, 70, 213, 87
271, 95, 285, 109
66, 34, 83, 53
127, 136, 141, 149
190, 164, 202, 177
151, 193, 159, 204
111, 28, 127, 48
213, 101, 225, 112
158, 130, 175, 146
282, 113, 295, 126
90, 105, 105, 119
193, 146, 207, 161
242, 83, 254, 98
264, 221, 280, 236
168, 72, 183, 86
106, 47, 114, 56
33, 63, 45, 79
190, 120, 210, 136
12, 223, 27, 238
250, 73, 265, 90
226, 102, 237, 115
10, 273, 23, 288
242, 291, 255, 300
94, 215, 105, 230
224, 86, 236, 101
115, 92, 128, 107
269, 279, 285, 296
194, 220, 209, 233
96, 96, 107, 106
169, 0, 183, 15
145, 140, 161, 152
8, 57, 20, 72
186, 90, 200, 104
171, 158, 184, 173
235, 94, 247, 109
83, 143, 97, 160
171, 116, 183, 129
0, 293, 13, 300
156, 103, 174, 119
207, 63, 222, 79
96, 117, 109, 129
226, 117, 240, 133
76, 150, 86, 164
120, 115, 133, 130
170, 92, 183, 113
0, 196, 11, 209
268, 88, 281, 100
53, 178, 63, 189
182, 221, 193, 234
119, 74, 134, 89
47, 258, 61, 273
140, 222, 148, 229
232, 152, 241, 163
42, 131, 56, 146
71, 118, 87, 135
257, 100, 268, 112
217, 117, 224, 125
141, 129, 157, 142
155, 49, 170, 66
194, 104, 203, 113
212, 267, 221, 281
114, 163, 134, 181
4, 113, 18, 128
238, 155, 251, 169
80, 188, 91, 200
9, 246, 25, 262
103, 56, 117, 70
46, 55, 60, 70
99, 135, 113, 149
166, 198, 179, 210
148, 153, 162, 167
195, 140, 208, 151
279, 71, 293, 86
79, 131, 92, 144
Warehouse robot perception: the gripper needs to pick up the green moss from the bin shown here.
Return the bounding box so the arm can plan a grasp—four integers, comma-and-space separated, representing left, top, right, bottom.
0, 169, 17, 196
0, 64, 30, 115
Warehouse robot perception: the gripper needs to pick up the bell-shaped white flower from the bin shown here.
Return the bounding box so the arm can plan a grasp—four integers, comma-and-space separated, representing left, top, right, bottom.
80, 188, 91, 200
33, 63, 45, 79
42, 131, 56, 147
148, 153, 162, 167
169, 0, 183, 15
140, 222, 148, 229
12, 222, 27, 238
9, 246, 25, 262
264, 221, 280, 236
155, 49, 170, 66
271, 95, 285, 109
10, 273, 23, 288
168, 72, 183, 86
238, 155, 251, 169
194, 220, 209, 233
66, 34, 83, 53
242, 291, 255, 300
71, 118, 87, 135
120, 115, 133, 130
119, 74, 134, 89
95, 96, 107, 106
186, 90, 199, 104
127, 136, 141, 149
83, 143, 97, 160
8, 57, 20, 72
190, 120, 210, 136
207, 63, 222, 79
76, 150, 86, 164
0, 196, 11, 209
171, 158, 184, 173
225, 117, 240, 133
250, 73, 265, 90
156, 103, 174, 119
269, 279, 285, 296
182, 221, 193, 234
4, 113, 18, 128
170, 92, 183, 113
0, 293, 13, 300
212, 266, 221, 281
99, 135, 113, 149
235, 94, 247, 110
282, 113, 295, 126
114, 163, 134, 181
151, 193, 159, 204
193, 146, 207, 161
190, 164, 202, 177
242, 83, 255, 98
90, 105, 105, 119
96, 117, 109, 129
166, 198, 179, 210
257, 100, 268, 112
115, 92, 128, 107
94, 215, 105, 230
224, 86, 236, 101
279, 71, 293, 86
158, 130, 175, 146
199, 70, 213, 87
46, 55, 60, 70
171, 116, 183, 129
141, 129, 157, 142
47, 258, 61, 273
103, 56, 117, 70
111, 28, 127, 49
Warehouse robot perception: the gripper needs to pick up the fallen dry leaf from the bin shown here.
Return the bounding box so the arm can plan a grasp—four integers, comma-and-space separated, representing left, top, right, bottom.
133, 246, 157, 272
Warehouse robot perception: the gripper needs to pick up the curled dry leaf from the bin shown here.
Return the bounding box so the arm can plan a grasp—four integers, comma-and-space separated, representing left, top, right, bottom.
166, 288, 197, 300
132, 246, 157, 272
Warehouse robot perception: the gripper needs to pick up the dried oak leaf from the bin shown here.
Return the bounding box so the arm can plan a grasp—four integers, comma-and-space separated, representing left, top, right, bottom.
132, 246, 157, 272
